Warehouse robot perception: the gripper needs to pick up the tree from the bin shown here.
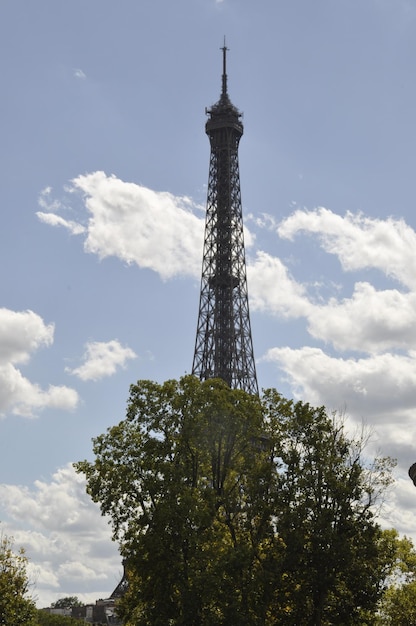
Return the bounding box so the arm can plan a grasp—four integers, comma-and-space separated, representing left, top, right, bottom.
35, 610, 82, 625
51, 596, 83, 609
375, 530, 416, 625
76, 376, 396, 625
0, 531, 37, 626
262, 390, 395, 624
77, 376, 273, 624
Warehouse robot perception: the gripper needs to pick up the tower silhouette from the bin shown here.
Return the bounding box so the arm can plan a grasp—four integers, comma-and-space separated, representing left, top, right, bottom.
109, 45, 258, 606
192, 44, 258, 395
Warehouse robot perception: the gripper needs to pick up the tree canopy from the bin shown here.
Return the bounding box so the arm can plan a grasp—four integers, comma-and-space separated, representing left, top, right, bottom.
51, 596, 83, 609
375, 529, 416, 625
76, 375, 397, 625
0, 531, 37, 626
35, 610, 82, 626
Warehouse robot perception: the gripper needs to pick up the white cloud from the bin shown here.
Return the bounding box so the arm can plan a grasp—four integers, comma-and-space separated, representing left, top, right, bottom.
307, 283, 416, 353
66, 340, 137, 381
247, 251, 310, 318
245, 211, 416, 351
264, 346, 416, 422
0, 368, 79, 417
37, 172, 205, 280
0, 464, 120, 607
0, 309, 78, 417
381, 466, 416, 531
278, 207, 416, 289
37, 173, 257, 282
73, 68, 86, 80
37, 187, 85, 235
38, 187, 63, 213
37, 212, 86, 235
58, 561, 107, 584
0, 308, 54, 365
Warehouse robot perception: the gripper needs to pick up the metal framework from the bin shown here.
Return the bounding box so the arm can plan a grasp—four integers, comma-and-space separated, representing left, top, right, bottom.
192, 44, 258, 395
110, 560, 128, 600
109, 45, 258, 603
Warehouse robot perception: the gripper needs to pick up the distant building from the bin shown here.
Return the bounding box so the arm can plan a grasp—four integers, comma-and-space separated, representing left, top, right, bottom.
73, 598, 121, 624
42, 607, 72, 617
43, 597, 121, 625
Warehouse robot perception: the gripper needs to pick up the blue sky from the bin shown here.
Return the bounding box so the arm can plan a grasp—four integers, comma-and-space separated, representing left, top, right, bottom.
2, 0, 416, 607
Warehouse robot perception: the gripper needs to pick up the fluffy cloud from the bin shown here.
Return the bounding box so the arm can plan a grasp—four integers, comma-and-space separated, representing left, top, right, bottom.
0, 309, 78, 417
66, 340, 137, 381
248, 251, 310, 318
0, 308, 54, 365
0, 464, 120, 607
383, 475, 416, 538
37, 211, 86, 236
307, 283, 416, 352
37, 172, 205, 280
278, 207, 416, 289
264, 347, 416, 419
248, 240, 416, 354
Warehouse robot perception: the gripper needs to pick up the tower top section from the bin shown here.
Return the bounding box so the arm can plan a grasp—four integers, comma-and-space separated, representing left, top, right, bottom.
221, 40, 228, 101
206, 41, 243, 135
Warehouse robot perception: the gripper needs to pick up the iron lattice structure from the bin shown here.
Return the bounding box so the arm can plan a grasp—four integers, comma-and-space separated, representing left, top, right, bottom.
110, 560, 128, 599
192, 45, 258, 395
109, 46, 258, 603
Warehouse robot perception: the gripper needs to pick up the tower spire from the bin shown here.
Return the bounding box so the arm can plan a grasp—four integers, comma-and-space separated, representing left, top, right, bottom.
221, 37, 228, 98
192, 45, 258, 395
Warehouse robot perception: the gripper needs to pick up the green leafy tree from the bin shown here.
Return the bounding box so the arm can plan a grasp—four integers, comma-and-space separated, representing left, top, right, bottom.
77, 376, 274, 624
51, 596, 83, 609
35, 610, 82, 625
378, 581, 416, 626
375, 530, 416, 625
262, 390, 396, 624
76, 376, 396, 625
0, 531, 37, 626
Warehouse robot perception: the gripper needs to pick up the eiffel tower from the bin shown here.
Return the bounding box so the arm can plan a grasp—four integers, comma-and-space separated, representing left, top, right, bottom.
109, 43, 258, 605
192, 43, 258, 395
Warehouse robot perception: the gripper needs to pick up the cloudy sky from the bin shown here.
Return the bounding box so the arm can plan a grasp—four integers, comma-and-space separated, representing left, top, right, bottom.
2, 0, 416, 608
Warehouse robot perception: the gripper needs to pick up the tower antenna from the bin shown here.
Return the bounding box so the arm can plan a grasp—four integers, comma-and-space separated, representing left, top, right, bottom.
221, 36, 228, 97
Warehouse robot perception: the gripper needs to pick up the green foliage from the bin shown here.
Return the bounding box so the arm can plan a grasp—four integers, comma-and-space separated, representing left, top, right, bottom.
51, 596, 83, 609
375, 530, 416, 625
262, 390, 396, 624
378, 581, 416, 625
35, 610, 82, 625
0, 531, 37, 626
76, 376, 397, 625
